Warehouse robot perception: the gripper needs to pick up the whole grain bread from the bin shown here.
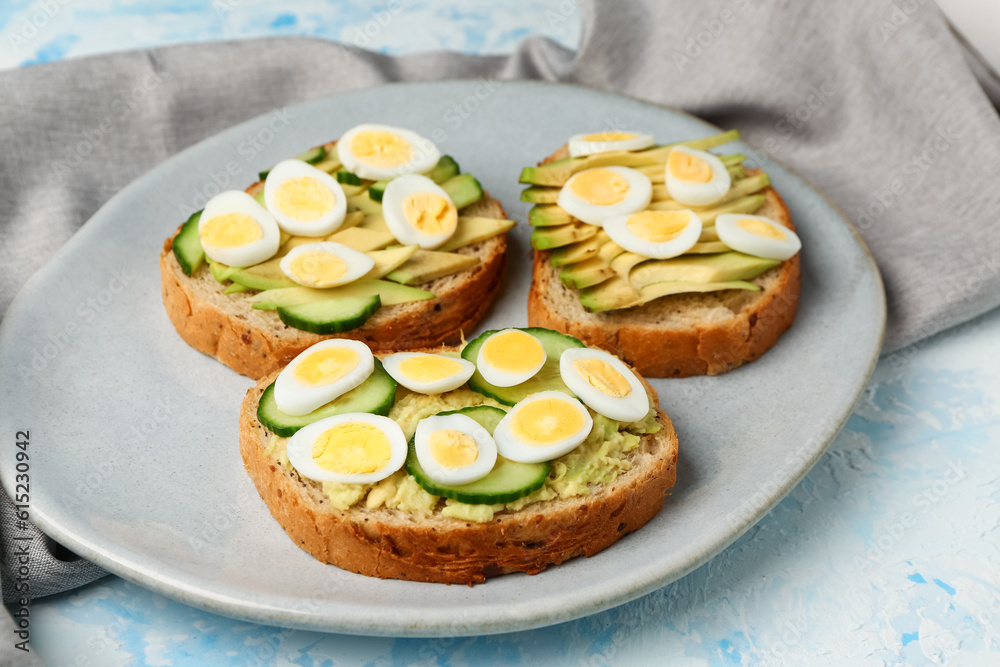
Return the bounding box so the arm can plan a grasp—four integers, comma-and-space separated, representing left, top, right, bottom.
527, 147, 801, 378
239, 362, 679, 585
160, 142, 510, 380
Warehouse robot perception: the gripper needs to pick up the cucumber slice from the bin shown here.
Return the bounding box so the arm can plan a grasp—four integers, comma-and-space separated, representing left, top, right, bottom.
336, 171, 363, 186
426, 155, 460, 184
257, 358, 396, 437
441, 173, 483, 210
407, 450, 550, 505
404, 405, 550, 504
369, 180, 389, 203
258, 146, 327, 180
462, 327, 585, 406
276, 294, 381, 334
172, 211, 205, 277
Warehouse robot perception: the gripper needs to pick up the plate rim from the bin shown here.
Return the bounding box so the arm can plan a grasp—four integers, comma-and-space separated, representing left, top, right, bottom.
0, 79, 886, 637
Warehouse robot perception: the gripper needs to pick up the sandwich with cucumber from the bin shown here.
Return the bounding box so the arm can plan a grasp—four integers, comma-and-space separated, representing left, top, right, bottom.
161, 124, 515, 379
522, 130, 802, 377
239, 326, 678, 584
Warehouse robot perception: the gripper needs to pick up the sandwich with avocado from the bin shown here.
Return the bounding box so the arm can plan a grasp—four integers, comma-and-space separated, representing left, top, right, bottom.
161, 124, 515, 379
522, 130, 802, 377
239, 326, 678, 584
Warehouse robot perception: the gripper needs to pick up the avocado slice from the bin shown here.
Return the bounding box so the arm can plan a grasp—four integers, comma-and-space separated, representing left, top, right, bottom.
549, 230, 610, 266
327, 226, 395, 252
228, 258, 297, 291
529, 205, 573, 227
250, 280, 434, 310
385, 250, 479, 285
579, 276, 641, 313
439, 216, 516, 252
629, 252, 781, 288
629, 280, 760, 308
363, 245, 420, 280
519, 129, 740, 186
597, 240, 627, 265
560, 257, 616, 289
358, 213, 391, 234
531, 222, 599, 250
346, 191, 382, 215
521, 186, 560, 204
609, 252, 648, 279
687, 241, 729, 254
209, 259, 237, 284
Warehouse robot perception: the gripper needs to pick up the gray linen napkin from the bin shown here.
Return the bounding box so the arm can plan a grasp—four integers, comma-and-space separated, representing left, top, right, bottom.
2, 0, 999, 653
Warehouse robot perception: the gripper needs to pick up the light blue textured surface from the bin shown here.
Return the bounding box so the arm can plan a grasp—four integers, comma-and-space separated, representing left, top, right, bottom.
6, 2, 999, 665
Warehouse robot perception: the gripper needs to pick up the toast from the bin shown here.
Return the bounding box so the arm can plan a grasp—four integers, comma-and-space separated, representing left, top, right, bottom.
238, 349, 678, 585
161, 141, 510, 380
527, 146, 801, 378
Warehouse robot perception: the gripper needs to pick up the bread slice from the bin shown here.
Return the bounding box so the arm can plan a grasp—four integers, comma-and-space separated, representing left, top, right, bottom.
239, 361, 678, 585
527, 147, 801, 378
160, 142, 510, 380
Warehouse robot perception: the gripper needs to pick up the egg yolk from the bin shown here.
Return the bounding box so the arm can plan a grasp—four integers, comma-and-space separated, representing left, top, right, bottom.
573, 358, 632, 398
294, 346, 360, 386
401, 193, 457, 236
668, 151, 713, 183
738, 217, 787, 240
482, 331, 545, 375
627, 211, 690, 243
398, 355, 463, 383
429, 430, 478, 468
200, 213, 262, 248
274, 177, 336, 222
511, 399, 586, 446
288, 250, 348, 286
569, 169, 630, 206
351, 130, 412, 168
583, 132, 636, 141
313, 422, 391, 474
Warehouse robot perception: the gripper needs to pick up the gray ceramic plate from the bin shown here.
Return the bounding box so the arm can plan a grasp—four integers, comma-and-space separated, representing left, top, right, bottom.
0, 81, 884, 637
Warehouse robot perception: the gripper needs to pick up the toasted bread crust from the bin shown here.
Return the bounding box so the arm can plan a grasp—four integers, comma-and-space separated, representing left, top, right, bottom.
159, 149, 510, 379
527, 147, 801, 377
239, 367, 678, 585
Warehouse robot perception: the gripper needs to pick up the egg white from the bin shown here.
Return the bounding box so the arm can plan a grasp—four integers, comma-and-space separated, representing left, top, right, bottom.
475, 329, 547, 388
664, 146, 731, 207
414, 413, 498, 486
559, 348, 649, 423
338, 124, 440, 180
382, 352, 476, 394
279, 241, 374, 288
568, 132, 655, 157
263, 159, 348, 236
603, 209, 702, 259
286, 413, 407, 484
198, 190, 281, 267
380, 174, 458, 249
557, 166, 652, 226
493, 391, 594, 463
715, 213, 802, 260
273, 339, 375, 416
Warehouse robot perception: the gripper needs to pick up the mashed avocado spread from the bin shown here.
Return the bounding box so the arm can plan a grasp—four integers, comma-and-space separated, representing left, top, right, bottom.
265, 386, 661, 523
